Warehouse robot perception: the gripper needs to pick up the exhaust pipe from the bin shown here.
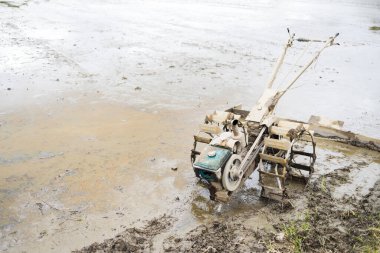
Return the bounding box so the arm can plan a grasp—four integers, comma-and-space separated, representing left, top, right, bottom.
232, 119, 240, 137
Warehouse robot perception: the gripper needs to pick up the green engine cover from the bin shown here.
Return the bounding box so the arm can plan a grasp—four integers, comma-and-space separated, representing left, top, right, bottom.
193, 145, 232, 172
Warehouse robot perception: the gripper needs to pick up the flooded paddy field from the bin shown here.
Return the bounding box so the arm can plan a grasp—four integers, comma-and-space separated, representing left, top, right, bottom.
0, 0, 379, 252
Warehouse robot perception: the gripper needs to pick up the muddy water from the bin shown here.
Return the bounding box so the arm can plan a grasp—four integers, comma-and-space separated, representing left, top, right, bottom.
313, 139, 380, 198
1, 0, 380, 252
0, 97, 209, 252
1, 0, 380, 136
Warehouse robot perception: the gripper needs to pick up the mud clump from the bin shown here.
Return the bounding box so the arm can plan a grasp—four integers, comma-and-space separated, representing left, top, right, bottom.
163, 220, 277, 252
284, 170, 380, 253
73, 215, 175, 253
363, 181, 380, 213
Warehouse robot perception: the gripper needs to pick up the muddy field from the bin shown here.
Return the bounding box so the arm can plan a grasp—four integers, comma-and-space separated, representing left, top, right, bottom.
75, 143, 380, 253
1, 0, 380, 252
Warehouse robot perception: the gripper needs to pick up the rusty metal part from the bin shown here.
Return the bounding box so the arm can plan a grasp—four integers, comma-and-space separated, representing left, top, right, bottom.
258, 127, 316, 201
239, 127, 266, 173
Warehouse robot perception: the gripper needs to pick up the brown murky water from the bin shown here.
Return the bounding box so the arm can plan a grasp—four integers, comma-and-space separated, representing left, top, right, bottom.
1, 0, 380, 252
0, 97, 200, 252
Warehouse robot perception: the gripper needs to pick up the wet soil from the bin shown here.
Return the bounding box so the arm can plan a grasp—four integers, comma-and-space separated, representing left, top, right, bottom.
75, 162, 380, 253
73, 215, 176, 253
0, 100, 198, 252
1, 0, 380, 252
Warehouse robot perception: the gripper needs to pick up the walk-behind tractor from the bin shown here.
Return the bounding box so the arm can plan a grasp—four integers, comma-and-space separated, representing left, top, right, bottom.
190, 30, 380, 202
